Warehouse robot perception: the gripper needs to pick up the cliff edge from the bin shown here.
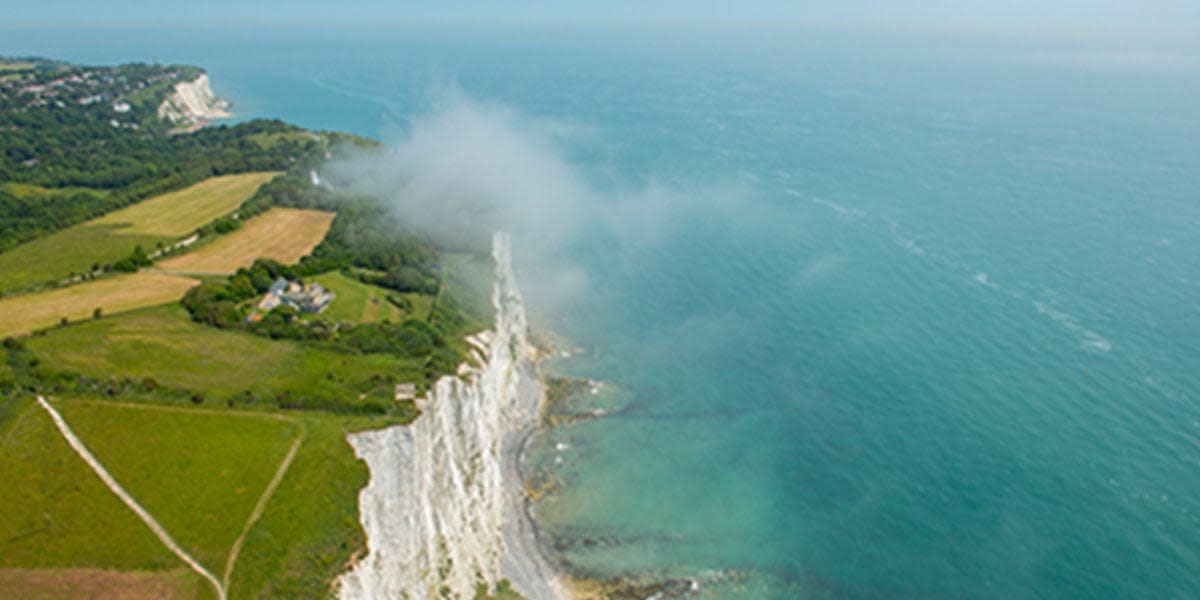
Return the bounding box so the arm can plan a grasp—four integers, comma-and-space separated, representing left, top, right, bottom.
157, 73, 231, 129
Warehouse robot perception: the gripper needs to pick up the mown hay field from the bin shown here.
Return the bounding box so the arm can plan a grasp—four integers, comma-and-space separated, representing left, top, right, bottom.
157, 208, 335, 275
91, 172, 280, 237
0, 567, 203, 600
0, 173, 278, 292
0, 272, 198, 337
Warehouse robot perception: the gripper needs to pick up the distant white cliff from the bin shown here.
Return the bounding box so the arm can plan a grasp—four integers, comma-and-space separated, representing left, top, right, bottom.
157, 73, 231, 127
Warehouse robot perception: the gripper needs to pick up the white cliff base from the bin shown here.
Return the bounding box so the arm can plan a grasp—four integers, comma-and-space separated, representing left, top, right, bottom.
337, 232, 568, 600
158, 73, 231, 129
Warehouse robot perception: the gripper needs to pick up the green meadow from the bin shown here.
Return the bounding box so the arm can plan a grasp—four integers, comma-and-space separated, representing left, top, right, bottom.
26, 304, 423, 408
0, 393, 398, 599
56, 400, 300, 575
307, 270, 433, 325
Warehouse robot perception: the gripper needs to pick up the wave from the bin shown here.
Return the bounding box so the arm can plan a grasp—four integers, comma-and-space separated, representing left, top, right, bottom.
1033, 300, 1113, 353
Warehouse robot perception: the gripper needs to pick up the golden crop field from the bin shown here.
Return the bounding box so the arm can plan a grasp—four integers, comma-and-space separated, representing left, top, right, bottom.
0, 272, 199, 337
0, 172, 279, 293
157, 208, 336, 274
93, 172, 281, 237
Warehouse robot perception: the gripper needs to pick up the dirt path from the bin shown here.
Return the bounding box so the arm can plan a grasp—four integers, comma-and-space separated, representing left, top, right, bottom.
35, 396, 226, 600
221, 425, 304, 593
35, 397, 307, 600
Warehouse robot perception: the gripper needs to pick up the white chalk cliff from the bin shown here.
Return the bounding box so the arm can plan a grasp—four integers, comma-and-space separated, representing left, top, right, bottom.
337, 232, 567, 600
157, 73, 231, 125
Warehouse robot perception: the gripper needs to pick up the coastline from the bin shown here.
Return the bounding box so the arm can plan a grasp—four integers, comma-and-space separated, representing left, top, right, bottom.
336, 232, 570, 600
499, 349, 572, 599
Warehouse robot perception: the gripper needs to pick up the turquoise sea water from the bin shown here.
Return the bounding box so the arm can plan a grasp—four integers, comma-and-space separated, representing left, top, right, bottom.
5, 26, 1199, 599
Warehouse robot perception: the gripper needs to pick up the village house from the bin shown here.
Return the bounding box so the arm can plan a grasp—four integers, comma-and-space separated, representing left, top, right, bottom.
257, 278, 335, 314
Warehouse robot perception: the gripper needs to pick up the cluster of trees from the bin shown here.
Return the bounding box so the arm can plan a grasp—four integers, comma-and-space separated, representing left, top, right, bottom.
180, 257, 462, 363
298, 199, 441, 294
0, 117, 317, 252
178, 227, 474, 388
111, 244, 152, 272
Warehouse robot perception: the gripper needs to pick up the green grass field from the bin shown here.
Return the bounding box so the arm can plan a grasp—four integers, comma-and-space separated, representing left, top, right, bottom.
305, 271, 433, 325
0, 395, 342, 600
26, 304, 423, 406
227, 413, 385, 598
244, 131, 316, 150
91, 173, 280, 237
0, 398, 182, 572
56, 400, 300, 576
0, 173, 278, 292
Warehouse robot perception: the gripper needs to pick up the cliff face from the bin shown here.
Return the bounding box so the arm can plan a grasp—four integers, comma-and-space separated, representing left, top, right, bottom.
338, 233, 559, 600
157, 73, 231, 126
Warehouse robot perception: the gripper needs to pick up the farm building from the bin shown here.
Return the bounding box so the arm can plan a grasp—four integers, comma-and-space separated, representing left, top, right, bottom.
258, 278, 335, 314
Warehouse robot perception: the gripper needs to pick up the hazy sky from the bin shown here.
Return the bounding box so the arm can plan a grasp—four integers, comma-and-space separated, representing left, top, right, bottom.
7, 0, 1200, 30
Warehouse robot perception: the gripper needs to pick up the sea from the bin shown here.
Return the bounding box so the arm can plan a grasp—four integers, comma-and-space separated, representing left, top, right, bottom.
4, 24, 1199, 599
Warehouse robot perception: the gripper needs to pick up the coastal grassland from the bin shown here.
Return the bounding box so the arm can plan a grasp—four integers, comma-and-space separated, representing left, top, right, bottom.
54, 399, 300, 576
0, 399, 180, 571
0, 173, 277, 292
25, 304, 423, 408
227, 413, 400, 598
0, 271, 198, 337
0, 394, 412, 599
158, 208, 335, 274
90, 172, 280, 237
306, 270, 430, 324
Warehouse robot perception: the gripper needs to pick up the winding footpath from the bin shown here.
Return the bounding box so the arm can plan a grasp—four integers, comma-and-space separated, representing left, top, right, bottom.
35, 396, 305, 600
36, 396, 226, 600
